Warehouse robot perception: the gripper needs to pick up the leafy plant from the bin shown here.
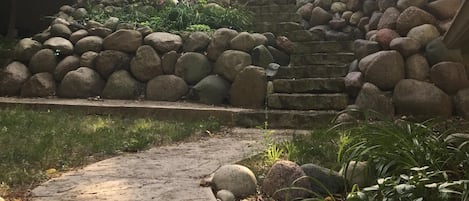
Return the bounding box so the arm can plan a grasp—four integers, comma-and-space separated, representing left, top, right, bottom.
335, 118, 468, 200
82, 0, 253, 32
364, 167, 469, 201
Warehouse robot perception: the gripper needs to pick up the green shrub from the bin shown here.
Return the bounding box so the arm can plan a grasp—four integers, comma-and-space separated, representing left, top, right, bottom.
337, 118, 469, 200
83, 0, 252, 32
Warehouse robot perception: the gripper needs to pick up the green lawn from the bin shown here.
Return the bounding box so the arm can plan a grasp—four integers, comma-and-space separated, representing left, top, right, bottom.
0, 107, 219, 199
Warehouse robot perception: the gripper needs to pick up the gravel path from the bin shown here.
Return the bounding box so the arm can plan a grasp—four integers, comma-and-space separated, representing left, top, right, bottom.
30, 129, 286, 201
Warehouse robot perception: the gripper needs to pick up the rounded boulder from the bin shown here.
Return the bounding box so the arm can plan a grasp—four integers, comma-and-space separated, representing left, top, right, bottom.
146, 75, 188, 101
212, 164, 257, 198
174, 52, 212, 85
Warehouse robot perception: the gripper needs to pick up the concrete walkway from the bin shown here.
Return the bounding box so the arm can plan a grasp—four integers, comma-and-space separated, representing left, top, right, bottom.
30, 129, 297, 201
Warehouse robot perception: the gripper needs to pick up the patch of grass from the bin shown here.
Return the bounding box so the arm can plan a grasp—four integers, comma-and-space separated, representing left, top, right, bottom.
0, 107, 220, 199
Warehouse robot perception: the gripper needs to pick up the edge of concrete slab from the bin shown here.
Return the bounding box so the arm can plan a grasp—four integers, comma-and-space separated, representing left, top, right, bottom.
0, 97, 338, 129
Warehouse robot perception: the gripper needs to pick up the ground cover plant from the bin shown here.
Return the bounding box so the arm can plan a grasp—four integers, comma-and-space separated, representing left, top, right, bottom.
82, 0, 252, 32
247, 116, 469, 201
0, 107, 220, 200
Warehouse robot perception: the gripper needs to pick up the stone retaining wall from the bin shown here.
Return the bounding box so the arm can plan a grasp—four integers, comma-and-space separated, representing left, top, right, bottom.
296, 0, 469, 118
0, 1, 293, 109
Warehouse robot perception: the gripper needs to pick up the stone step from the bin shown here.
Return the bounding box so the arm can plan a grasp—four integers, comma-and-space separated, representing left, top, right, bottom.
251, 22, 303, 34
236, 109, 337, 129
252, 12, 301, 23
293, 41, 354, 54
282, 30, 323, 42
290, 53, 355, 65
274, 65, 348, 79
273, 78, 345, 93
0, 97, 336, 129
267, 93, 349, 110
247, 4, 297, 13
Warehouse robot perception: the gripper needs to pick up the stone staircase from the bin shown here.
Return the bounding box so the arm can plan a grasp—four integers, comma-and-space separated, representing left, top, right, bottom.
247, 2, 355, 114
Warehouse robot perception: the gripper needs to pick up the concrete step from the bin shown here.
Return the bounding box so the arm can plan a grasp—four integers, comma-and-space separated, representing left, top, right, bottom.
251, 22, 303, 35
283, 30, 323, 42
290, 53, 355, 65
248, 4, 297, 13
274, 65, 348, 79
293, 41, 354, 54
252, 12, 301, 23
273, 78, 345, 93
236, 109, 337, 129
0, 97, 336, 129
267, 93, 348, 110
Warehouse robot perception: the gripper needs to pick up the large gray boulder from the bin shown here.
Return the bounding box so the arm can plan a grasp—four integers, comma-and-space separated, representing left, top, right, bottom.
102, 70, 142, 99
230, 66, 266, 108
378, 7, 400, 29
58, 67, 105, 98
43, 37, 74, 56
251, 45, 274, 68
426, 0, 462, 20
355, 82, 395, 117
162, 51, 179, 74
297, 3, 314, 20
358, 50, 405, 90
189, 75, 230, 105
354, 39, 381, 60
207, 28, 239, 61
130, 45, 163, 82
50, 24, 72, 38
103, 29, 142, 53
378, 0, 397, 11
212, 165, 257, 198
393, 79, 452, 117
70, 29, 89, 44
430, 61, 469, 95
407, 24, 440, 47
20, 72, 56, 97
262, 160, 311, 201
340, 161, 374, 188
80, 51, 99, 69
396, 0, 427, 10
425, 37, 463, 66
54, 55, 80, 81
29, 49, 58, 74
405, 54, 430, 81
389, 37, 421, 57
174, 52, 212, 85
95, 50, 131, 78
74, 36, 104, 54
0, 62, 31, 96
310, 7, 333, 26
144, 32, 182, 53
214, 50, 252, 81
267, 46, 290, 66
183, 31, 210, 52
14, 38, 42, 62
396, 6, 436, 36
344, 71, 364, 98
301, 163, 345, 195
229, 32, 257, 52
454, 88, 469, 118
146, 75, 188, 101
375, 28, 400, 49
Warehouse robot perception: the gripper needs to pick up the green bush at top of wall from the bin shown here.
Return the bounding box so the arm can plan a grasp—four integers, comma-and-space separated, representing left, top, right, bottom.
83, 0, 253, 32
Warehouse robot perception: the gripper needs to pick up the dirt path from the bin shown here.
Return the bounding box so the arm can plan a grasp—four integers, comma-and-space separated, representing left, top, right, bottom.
30, 128, 297, 201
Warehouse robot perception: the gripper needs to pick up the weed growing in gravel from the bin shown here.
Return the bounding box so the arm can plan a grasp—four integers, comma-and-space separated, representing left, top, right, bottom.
0, 107, 220, 199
